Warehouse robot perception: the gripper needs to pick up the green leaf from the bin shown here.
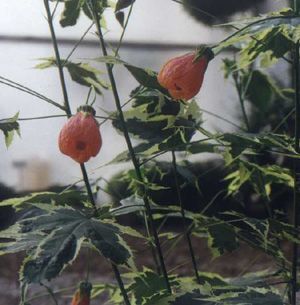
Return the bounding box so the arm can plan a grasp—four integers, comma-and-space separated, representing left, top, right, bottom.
245, 70, 274, 112
204, 287, 283, 305
214, 12, 300, 68
224, 163, 253, 195
3, 205, 133, 284
0, 232, 43, 255
115, 0, 135, 12
21, 226, 83, 283
0, 190, 87, 209
111, 195, 145, 216
82, 0, 109, 21
0, 112, 20, 148
112, 89, 202, 155
60, 0, 84, 27
207, 223, 239, 258
114, 0, 135, 27
36, 58, 108, 94
94, 56, 167, 93
124, 65, 165, 92
64, 61, 108, 94
127, 268, 178, 305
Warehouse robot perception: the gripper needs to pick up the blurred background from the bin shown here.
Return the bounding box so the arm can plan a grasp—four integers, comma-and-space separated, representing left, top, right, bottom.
0, 0, 287, 193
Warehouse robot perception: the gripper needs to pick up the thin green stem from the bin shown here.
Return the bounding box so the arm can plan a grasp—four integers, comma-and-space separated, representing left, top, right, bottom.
291, 40, 300, 305
90, 0, 171, 293
114, 1, 135, 58
99, 86, 144, 126
44, 0, 72, 117
40, 283, 59, 305
0, 77, 65, 111
19, 114, 66, 121
272, 107, 295, 133
233, 74, 250, 131
51, 0, 60, 20
64, 22, 94, 64
200, 106, 246, 131
43, 2, 131, 304
171, 150, 200, 283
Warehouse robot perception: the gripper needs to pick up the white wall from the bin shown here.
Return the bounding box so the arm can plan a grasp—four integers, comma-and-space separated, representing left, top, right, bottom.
0, 0, 288, 192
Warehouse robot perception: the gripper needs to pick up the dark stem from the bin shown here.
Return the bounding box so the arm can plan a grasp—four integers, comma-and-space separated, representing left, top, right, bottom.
171, 151, 200, 283
291, 40, 300, 305
111, 264, 131, 305
40, 283, 58, 305
90, 0, 171, 293
43, 2, 131, 304
80, 163, 97, 209
233, 74, 250, 131
43, 0, 72, 117
80, 163, 131, 305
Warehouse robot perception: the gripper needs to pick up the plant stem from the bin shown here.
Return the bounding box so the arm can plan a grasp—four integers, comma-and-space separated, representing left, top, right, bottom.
80, 163, 131, 305
80, 163, 97, 209
90, 1, 171, 293
40, 283, 59, 305
43, 2, 131, 304
233, 74, 250, 131
0, 77, 65, 111
234, 72, 275, 216
171, 150, 200, 283
291, 40, 300, 305
114, 1, 135, 58
111, 264, 131, 305
43, 0, 72, 117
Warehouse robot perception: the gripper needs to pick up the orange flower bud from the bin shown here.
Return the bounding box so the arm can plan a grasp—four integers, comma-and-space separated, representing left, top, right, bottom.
71, 282, 92, 305
157, 48, 213, 100
59, 105, 102, 164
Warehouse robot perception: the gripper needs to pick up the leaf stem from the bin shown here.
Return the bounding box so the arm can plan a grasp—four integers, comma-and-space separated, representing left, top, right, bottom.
40, 283, 59, 305
90, 0, 171, 293
171, 150, 200, 283
0, 77, 65, 111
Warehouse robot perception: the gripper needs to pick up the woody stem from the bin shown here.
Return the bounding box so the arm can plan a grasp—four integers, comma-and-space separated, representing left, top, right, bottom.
90, 0, 171, 293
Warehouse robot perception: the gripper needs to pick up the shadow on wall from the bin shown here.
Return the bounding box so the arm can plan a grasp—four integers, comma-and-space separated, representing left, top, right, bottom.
183, 0, 267, 25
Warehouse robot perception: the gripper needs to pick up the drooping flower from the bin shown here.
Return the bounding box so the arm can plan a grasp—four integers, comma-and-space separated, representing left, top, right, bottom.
59, 105, 102, 164
158, 48, 214, 100
71, 282, 92, 305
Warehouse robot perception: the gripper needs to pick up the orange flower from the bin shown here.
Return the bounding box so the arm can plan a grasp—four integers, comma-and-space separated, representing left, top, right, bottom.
157, 48, 213, 100
71, 282, 92, 305
59, 105, 102, 164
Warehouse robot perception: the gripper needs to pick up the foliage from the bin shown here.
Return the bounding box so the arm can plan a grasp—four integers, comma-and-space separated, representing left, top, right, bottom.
1, 1, 300, 305
0, 113, 20, 147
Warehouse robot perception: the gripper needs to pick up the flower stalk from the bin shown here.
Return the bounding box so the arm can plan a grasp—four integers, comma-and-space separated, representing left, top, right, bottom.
43, 2, 131, 304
